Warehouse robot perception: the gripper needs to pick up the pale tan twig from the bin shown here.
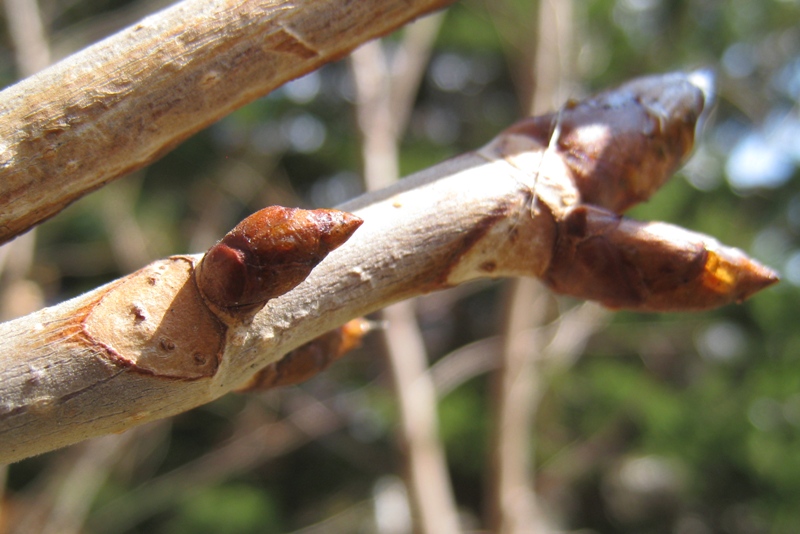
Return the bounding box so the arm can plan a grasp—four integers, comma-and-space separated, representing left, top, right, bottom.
488, 1, 575, 532
529, 0, 575, 116
0, 0, 51, 316
0, 0, 52, 514
351, 13, 461, 534
2, 0, 51, 77
488, 279, 552, 532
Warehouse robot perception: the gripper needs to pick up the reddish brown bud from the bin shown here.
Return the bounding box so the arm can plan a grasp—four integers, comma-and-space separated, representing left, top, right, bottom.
238, 318, 372, 391
543, 206, 779, 312
504, 71, 709, 213
196, 206, 362, 317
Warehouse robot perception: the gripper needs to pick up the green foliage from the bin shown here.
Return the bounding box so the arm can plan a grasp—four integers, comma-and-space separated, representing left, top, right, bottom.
439, 381, 489, 475
165, 484, 283, 534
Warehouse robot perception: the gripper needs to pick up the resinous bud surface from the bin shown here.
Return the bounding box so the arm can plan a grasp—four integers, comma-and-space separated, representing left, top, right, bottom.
543, 206, 779, 312
196, 206, 363, 317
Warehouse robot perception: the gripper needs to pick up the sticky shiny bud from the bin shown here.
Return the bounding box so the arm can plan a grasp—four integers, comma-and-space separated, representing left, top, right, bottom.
196, 206, 363, 317
503, 71, 707, 213
543, 206, 779, 312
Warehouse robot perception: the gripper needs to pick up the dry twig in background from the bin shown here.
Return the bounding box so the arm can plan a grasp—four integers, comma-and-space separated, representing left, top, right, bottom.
351, 14, 461, 534
488, 1, 579, 531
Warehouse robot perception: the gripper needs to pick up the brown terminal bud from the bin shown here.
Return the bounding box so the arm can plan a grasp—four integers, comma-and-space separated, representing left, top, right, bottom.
543, 205, 779, 312
502, 71, 709, 214
196, 206, 363, 317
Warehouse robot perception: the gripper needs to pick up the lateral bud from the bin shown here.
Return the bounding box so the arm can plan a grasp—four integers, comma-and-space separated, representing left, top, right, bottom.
542, 205, 779, 312
196, 206, 363, 318
237, 318, 372, 391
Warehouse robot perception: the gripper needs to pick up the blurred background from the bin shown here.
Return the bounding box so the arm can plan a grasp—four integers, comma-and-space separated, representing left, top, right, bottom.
1, 0, 799, 532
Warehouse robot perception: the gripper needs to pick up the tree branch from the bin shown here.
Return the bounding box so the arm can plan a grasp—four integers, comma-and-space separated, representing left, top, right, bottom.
0, 72, 777, 464
0, 0, 456, 245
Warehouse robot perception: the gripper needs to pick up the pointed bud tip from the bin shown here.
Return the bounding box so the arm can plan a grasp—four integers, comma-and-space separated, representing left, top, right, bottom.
703, 248, 779, 304
687, 69, 715, 106
638, 242, 780, 312
312, 209, 363, 251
